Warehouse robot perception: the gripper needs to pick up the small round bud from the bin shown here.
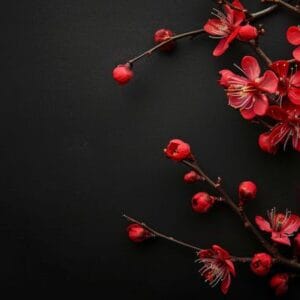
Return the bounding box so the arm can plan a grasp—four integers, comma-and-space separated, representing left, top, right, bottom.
239, 181, 257, 203
270, 273, 289, 296
164, 139, 191, 161
154, 28, 175, 52
191, 192, 215, 214
250, 253, 272, 276
184, 171, 201, 183
258, 133, 276, 154
126, 223, 152, 243
112, 64, 133, 85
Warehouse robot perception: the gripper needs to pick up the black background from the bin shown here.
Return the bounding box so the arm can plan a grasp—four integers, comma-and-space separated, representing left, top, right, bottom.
2, 0, 300, 298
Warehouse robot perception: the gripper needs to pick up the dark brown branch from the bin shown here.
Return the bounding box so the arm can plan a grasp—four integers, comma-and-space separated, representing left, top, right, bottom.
127, 29, 205, 65
123, 214, 253, 263
181, 160, 300, 271
248, 40, 273, 66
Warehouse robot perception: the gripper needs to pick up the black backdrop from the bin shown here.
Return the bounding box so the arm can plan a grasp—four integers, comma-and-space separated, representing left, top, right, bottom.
2, 0, 300, 298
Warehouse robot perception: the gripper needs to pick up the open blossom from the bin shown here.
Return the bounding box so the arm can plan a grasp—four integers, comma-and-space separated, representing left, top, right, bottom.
219, 56, 278, 119
204, 0, 257, 56
270, 60, 300, 105
270, 273, 289, 296
255, 208, 300, 246
258, 104, 300, 154
164, 139, 191, 161
197, 245, 236, 294
287, 25, 300, 61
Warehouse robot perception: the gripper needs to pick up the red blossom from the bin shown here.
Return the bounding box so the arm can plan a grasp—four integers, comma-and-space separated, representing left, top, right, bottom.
258, 103, 300, 154
153, 28, 175, 52
255, 208, 300, 246
191, 192, 215, 213
164, 139, 191, 161
270, 273, 289, 296
250, 253, 272, 276
112, 64, 133, 85
127, 224, 152, 243
270, 60, 300, 105
238, 181, 257, 203
184, 170, 201, 183
219, 56, 278, 119
204, 0, 257, 56
287, 26, 300, 61
197, 245, 236, 294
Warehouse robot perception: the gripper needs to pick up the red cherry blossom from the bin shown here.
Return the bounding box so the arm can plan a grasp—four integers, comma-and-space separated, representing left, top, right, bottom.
250, 253, 272, 276
287, 26, 300, 61
255, 208, 300, 246
204, 0, 257, 56
197, 245, 236, 294
184, 170, 201, 183
164, 139, 191, 161
270, 60, 300, 105
270, 273, 289, 296
126, 223, 152, 243
154, 28, 175, 52
258, 103, 300, 154
112, 64, 133, 85
191, 192, 215, 213
219, 56, 278, 119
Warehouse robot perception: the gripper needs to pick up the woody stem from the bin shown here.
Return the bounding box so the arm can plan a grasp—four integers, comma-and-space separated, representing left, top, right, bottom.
181, 159, 300, 271
265, 0, 300, 14
127, 29, 205, 65
248, 40, 273, 66
123, 214, 252, 262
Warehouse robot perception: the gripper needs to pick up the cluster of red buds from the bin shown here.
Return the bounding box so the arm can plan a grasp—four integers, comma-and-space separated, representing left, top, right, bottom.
113, 0, 300, 154
124, 139, 300, 296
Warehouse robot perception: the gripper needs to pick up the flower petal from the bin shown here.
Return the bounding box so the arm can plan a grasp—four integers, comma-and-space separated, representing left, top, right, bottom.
212, 244, 230, 259
232, 0, 245, 25
241, 56, 260, 81
220, 273, 231, 295
267, 106, 288, 121
287, 26, 300, 46
293, 46, 300, 61
271, 232, 291, 246
204, 19, 225, 36
253, 94, 269, 116
213, 27, 240, 56
255, 216, 272, 232
288, 86, 300, 105
270, 60, 289, 78
257, 70, 278, 94
283, 214, 300, 235
240, 108, 256, 120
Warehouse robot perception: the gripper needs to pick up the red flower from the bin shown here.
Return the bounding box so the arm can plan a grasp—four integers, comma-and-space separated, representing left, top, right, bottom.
153, 28, 175, 52
250, 253, 272, 276
287, 26, 300, 61
258, 103, 300, 154
270, 273, 289, 296
191, 192, 215, 213
126, 223, 152, 243
112, 64, 133, 85
219, 56, 278, 119
197, 245, 236, 294
164, 139, 191, 161
270, 60, 300, 105
255, 208, 300, 246
238, 181, 257, 202
204, 0, 257, 56
184, 170, 201, 183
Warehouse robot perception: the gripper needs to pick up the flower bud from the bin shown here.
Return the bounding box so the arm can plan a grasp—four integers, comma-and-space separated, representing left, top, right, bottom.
127, 223, 152, 243
258, 133, 277, 154
112, 64, 133, 85
294, 233, 300, 256
164, 139, 191, 161
154, 28, 175, 52
238, 24, 258, 41
250, 253, 272, 276
184, 170, 201, 183
270, 273, 289, 296
239, 181, 257, 203
191, 192, 215, 213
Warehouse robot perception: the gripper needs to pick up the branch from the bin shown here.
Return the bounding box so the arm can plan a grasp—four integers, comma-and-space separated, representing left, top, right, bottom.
248, 40, 273, 66
123, 214, 252, 263
262, 0, 300, 14
181, 159, 300, 271
127, 29, 205, 65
